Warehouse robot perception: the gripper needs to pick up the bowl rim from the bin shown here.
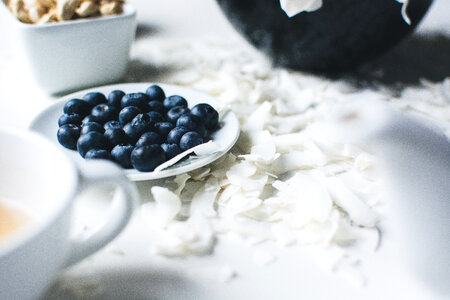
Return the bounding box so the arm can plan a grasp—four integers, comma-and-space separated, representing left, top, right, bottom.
0, 2, 136, 29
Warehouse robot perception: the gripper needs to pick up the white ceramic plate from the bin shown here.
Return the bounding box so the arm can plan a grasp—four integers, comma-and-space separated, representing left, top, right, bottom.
29, 83, 240, 181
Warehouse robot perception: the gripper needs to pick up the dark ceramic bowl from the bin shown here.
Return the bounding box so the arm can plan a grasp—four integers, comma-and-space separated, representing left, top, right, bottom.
216, 0, 432, 73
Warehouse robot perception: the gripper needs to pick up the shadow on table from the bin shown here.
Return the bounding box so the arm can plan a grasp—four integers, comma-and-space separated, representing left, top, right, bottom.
135, 22, 162, 40
340, 33, 450, 90
125, 22, 179, 83
125, 59, 176, 83
43, 265, 205, 300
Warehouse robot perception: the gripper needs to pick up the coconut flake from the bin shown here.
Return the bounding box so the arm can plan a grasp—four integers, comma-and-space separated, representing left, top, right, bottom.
321, 177, 379, 227
152, 213, 215, 256
147, 187, 182, 228
190, 178, 220, 218
173, 173, 191, 196
279, 0, 323, 17
153, 141, 220, 172
279, 0, 410, 24
128, 36, 450, 286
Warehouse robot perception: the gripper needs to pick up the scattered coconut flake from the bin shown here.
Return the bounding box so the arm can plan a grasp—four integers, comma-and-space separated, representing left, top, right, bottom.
241, 130, 278, 162
279, 0, 411, 24
321, 177, 379, 227
279, 0, 323, 17
173, 173, 191, 196
396, 0, 411, 25
129, 36, 450, 286
153, 141, 220, 172
189, 178, 221, 218
244, 101, 273, 132
227, 195, 263, 215
151, 213, 215, 256
271, 222, 298, 247
335, 224, 380, 254
274, 173, 333, 225
146, 187, 181, 228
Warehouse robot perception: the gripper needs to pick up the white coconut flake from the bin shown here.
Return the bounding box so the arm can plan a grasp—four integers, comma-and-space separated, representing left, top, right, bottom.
152, 214, 214, 256
173, 173, 191, 196
131, 36, 450, 286
271, 222, 298, 247
227, 195, 263, 215
190, 178, 221, 218
279, 0, 411, 24
153, 141, 220, 172
321, 177, 379, 227
396, 0, 411, 25
244, 102, 273, 132
332, 219, 380, 253
274, 173, 333, 225
241, 130, 278, 162
148, 187, 182, 228
279, 0, 323, 17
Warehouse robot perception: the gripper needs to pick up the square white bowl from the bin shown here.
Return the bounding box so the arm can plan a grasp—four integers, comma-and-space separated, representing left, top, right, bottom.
0, 3, 137, 95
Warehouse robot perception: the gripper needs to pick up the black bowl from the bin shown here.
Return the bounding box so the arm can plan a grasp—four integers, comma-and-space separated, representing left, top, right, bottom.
216, 0, 433, 73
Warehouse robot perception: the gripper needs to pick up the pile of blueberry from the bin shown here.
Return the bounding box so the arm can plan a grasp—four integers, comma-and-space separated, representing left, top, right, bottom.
57, 85, 219, 172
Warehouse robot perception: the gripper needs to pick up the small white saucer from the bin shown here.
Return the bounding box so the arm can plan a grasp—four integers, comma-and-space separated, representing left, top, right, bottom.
29, 83, 240, 181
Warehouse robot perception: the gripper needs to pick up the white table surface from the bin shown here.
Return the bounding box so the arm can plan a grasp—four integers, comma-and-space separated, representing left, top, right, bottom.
0, 1, 449, 300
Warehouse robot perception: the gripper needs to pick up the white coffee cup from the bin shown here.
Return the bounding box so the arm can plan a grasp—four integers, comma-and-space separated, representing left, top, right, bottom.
0, 127, 138, 300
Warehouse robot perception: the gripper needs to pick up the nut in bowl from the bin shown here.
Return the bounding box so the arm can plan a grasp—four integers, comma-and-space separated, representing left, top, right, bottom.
0, 1, 137, 94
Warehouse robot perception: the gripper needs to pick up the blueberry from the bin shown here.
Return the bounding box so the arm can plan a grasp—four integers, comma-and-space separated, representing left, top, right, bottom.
63, 98, 91, 116
104, 120, 122, 131
107, 90, 125, 108
82, 114, 101, 125
131, 145, 166, 172
119, 106, 141, 125
91, 104, 118, 124
123, 116, 150, 144
57, 124, 81, 150
85, 149, 111, 160
190, 103, 219, 130
154, 122, 174, 139
166, 126, 189, 145
131, 113, 153, 130
77, 131, 108, 158
146, 111, 164, 126
161, 143, 181, 160
83, 92, 107, 107
176, 114, 206, 137
145, 85, 165, 102
104, 128, 129, 149
58, 113, 82, 126
111, 144, 134, 168
166, 106, 190, 124
179, 131, 204, 151
121, 93, 150, 111
135, 131, 162, 148
81, 121, 104, 135
163, 95, 188, 111
147, 100, 164, 114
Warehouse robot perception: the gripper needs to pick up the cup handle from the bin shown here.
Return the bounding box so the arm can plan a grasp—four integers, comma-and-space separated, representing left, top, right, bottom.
63, 160, 138, 267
